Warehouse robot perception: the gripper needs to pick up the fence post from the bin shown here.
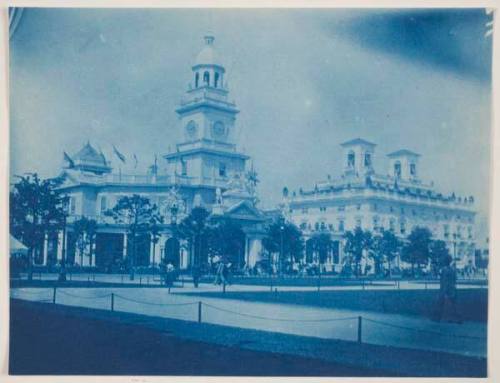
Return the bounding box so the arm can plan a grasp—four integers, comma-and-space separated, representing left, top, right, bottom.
198, 301, 202, 323
317, 277, 321, 292
140, 277, 142, 286
52, 286, 57, 304
425, 281, 428, 290
362, 280, 365, 290
398, 280, 401, 290
111, 293, 115, 312
223, 281, 226, 294
357, 316, 362, 343
121, 274, 124, 284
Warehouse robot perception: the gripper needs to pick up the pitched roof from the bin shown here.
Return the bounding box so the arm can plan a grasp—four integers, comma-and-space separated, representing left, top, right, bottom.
387, 149, 421, 158
72, 142, 108, 166
340, 138, 376, 147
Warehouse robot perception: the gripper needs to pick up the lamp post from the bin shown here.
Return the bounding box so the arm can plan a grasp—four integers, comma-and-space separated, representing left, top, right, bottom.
170, 202, 179, 267
453, 232, 458, 268
279, 224, 285, 275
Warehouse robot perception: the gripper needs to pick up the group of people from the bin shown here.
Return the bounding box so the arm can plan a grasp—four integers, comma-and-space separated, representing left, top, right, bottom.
210, 255, 232, 286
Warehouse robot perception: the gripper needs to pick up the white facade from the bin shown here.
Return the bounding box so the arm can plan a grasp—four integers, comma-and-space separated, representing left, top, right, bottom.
286, 138, 476, 271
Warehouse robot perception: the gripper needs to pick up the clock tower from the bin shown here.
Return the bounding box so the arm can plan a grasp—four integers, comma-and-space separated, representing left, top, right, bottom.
164, 34, 249, 202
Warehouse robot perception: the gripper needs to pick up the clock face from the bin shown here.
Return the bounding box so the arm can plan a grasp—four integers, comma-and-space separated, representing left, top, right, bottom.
186, 121, 198, 139
212, 121, 226, 139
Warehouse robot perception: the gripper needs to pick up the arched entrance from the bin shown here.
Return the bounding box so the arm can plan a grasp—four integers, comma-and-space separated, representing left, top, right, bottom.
164, 237, 180, 268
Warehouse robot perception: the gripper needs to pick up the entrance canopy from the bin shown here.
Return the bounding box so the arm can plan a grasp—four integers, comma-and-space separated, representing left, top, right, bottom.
10, 235, 28, 255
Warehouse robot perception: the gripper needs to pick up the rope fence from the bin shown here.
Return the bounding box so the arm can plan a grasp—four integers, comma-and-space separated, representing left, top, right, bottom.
10, 288, 486, 346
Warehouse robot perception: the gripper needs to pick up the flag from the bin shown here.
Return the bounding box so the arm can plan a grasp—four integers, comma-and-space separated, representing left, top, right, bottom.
133, 154, 138, 169
63, 151, 75, 168
113, 145, 126, 163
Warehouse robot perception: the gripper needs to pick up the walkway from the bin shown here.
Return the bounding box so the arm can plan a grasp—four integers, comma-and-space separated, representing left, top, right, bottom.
11, 284, 486, 358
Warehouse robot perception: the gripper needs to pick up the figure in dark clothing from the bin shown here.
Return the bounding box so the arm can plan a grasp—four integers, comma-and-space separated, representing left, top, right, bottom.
437, 256, 461, 323
192, 264, 201, 288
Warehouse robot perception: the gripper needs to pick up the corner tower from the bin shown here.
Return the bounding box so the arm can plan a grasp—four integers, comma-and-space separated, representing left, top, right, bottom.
164, 34, 249, 196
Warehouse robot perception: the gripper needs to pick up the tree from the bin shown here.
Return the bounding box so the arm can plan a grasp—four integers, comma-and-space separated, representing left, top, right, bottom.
262, 217, 304, 274
176, 207, 211, 267
106, 195, 161, 280
429, 240, 451, 277
401, 227, 432, 277
309, 232, 333, 265
207, 217, 246, 267
10, 174, 66, 280
343, 227, 373, 277
372, 230, 401, 277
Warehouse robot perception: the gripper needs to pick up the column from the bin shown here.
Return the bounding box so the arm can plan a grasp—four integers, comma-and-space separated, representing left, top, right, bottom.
248, 238, 262, 268
123, 233, 128, 260
244, 236, 249, 266
42, 233, 48, 266
57, 231, 64, 261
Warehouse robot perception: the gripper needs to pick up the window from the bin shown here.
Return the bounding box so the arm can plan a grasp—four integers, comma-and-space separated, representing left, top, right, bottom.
373, 203, 378, 211
203, 71, 210, 86
400, 221, 406, 235
468, 226, 473, 239
373, 216, 379, 230
195, 72, 199, 88
355, 218, 362, 228
444, 224, 450, 238
315, 222, 320, 231
394, 161, 402, 178
390, 206, 394, 213
410, 163, 416, 176
347, 151, 355, 168
69, 197, 76, 215
320, 222, 326, 231
338, 220, 345, 232
218, 162, 226, 177
319, 206, 327, 212
389, 218, 395, 232
300, 222, 307, 230
338, 205, 345, 212
181, 160, 187, 176
302, 207, 309, 214
364, 153, 372, 167
100, 196, 107, 214
214, 72, 220, 88
356, 204, 361, 211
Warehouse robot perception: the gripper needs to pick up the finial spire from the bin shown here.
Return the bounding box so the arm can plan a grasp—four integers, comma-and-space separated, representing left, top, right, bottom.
204, 33, 215, 46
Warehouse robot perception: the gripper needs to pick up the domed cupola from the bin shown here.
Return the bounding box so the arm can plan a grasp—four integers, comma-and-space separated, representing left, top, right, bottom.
191, 34, 226, 90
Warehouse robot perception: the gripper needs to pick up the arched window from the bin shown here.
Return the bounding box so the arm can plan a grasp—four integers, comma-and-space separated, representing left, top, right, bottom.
203, 71, 210, 86
410, 163, 416, 176
364, 153, 372, 167
214, 72, 220, 88
394, 161, 402, 178
195, 72, 199, 88
347, 151, 355, 168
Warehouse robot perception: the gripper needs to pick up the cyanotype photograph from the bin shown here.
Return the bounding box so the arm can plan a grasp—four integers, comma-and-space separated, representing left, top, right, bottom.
7, 6, 493, 378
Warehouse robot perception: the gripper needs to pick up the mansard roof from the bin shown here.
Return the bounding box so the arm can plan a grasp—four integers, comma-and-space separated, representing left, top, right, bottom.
387, 149, 421, 158
340, 138, 376, 148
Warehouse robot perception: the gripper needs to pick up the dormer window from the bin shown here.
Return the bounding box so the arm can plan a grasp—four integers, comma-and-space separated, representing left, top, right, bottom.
364, 153, 372, 167
410, 163, 416, 176
203, 71, 210, 86
394, 161, 402, 178
195, 72, 200, 88
347, 151, 355, 168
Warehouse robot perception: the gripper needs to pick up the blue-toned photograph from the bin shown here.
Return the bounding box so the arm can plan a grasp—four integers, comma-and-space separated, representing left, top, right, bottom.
8, 7, 492, 377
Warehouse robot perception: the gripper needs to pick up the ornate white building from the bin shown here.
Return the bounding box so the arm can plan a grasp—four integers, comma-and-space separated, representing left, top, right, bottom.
285, 138, 476, 272
34, 35, 266, 270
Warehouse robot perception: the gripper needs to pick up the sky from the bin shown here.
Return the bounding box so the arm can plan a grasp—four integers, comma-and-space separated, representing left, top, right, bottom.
9, 8, 493, 236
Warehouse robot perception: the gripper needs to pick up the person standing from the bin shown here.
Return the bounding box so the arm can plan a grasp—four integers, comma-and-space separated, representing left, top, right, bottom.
437, 255, 460, 323
192, 263, 201, 288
